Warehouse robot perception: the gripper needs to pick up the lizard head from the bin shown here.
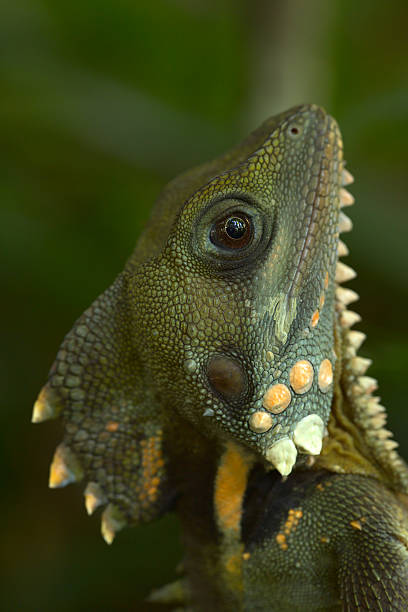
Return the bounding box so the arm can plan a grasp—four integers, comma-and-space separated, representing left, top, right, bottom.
33, 104, 348, 540
131, 104, 344, 474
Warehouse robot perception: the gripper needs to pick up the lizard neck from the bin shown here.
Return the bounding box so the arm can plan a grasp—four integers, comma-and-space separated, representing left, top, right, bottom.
165, 417, 254, 610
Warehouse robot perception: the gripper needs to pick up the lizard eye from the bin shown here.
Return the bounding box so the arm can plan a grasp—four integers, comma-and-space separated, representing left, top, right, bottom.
210, 213, 253, 250
193, 197, 270, 270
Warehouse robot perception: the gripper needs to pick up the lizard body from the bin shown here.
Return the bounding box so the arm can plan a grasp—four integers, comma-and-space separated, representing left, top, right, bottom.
34, 105, 408, 610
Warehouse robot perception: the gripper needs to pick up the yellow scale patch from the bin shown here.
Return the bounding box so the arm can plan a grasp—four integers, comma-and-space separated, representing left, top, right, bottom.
214, 441, 252, 535
276, 508, 303, 551
138, 432, 165, 508
214, 442, 254, 595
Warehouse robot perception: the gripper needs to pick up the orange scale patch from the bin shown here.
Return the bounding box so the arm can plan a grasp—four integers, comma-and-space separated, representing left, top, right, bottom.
276, 533, 288, 551
249, 411, 273, 433
263, 383, 291, 414
350, 519, 363, 531
214, 442, 253, 535
289, 360, 314, 394
318, 359, 333, 393
139, 432, 164, 507
311, 310, 320, 328
282, 507, 303, 536
276, 507, 303, 551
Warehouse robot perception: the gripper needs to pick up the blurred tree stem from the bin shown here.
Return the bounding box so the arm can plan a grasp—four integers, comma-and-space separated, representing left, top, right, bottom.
247, 0, 337, 125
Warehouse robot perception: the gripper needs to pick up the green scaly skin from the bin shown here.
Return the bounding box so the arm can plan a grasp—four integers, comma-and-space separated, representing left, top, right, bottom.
34, 105, 408, 611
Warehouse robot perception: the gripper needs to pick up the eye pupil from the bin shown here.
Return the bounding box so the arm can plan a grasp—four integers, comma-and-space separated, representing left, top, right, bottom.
210, 211, 253, 250
225, 217, 246, 239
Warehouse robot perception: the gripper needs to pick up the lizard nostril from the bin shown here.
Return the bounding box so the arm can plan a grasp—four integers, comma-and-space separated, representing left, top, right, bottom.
207, 355, 247, 401
288, 123, 303, 138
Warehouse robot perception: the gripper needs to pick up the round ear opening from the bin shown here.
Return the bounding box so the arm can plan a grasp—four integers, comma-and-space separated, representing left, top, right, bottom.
206, 355, 247, 402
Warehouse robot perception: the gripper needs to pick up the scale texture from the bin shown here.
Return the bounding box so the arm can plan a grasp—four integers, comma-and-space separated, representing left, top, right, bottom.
34, 105, 408, 611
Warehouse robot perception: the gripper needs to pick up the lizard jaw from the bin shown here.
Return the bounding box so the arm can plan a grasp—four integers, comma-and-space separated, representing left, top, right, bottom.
258, 167, 356, 479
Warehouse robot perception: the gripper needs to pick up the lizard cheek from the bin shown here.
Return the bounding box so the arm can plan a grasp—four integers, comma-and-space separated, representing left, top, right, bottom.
206, 355, 247, 402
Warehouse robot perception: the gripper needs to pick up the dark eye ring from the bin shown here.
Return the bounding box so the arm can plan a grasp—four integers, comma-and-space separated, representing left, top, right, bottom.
210, 212, 253, 250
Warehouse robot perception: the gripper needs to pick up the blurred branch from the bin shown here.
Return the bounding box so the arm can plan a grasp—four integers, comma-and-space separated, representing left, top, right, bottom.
246, 0, 337, 125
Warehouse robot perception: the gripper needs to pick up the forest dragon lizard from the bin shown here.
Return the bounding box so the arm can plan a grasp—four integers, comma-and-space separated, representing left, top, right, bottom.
33, 105, 408, 610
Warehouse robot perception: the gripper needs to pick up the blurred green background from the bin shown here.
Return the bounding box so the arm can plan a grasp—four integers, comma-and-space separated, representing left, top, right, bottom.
1, 0, 408, 609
